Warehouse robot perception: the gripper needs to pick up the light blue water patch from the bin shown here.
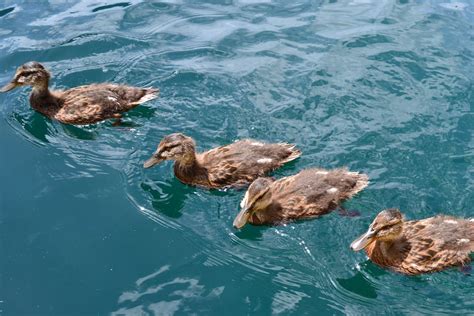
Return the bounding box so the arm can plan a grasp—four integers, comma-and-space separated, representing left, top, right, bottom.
0, 0, 473, 315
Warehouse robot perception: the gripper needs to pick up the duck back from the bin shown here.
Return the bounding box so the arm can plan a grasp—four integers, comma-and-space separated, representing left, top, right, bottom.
51, 84, 158, 124
250, 168, 368, 224
198, 139, 301, 188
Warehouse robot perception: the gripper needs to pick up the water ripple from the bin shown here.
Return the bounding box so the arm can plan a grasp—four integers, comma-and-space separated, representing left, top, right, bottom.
1, 0, 473, 314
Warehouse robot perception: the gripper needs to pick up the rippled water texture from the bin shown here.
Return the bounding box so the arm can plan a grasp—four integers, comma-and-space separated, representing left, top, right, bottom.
1, 0, 473, 315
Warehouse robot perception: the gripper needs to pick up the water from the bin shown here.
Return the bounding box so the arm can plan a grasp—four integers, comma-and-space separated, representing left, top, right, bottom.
1, 0, 473, 315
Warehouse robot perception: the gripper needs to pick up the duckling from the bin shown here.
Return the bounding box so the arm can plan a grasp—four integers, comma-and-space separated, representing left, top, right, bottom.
143, 133, 301, 189
0, 61, 158, 125
233, 168, 369, 228
351, 208, 474, 275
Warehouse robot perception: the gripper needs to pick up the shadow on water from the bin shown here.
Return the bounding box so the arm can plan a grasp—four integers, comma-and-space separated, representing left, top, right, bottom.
337, 272, 378, 299
233, 225, 265, 241
62, 124, 98, 140
92, 2, 131, 13
13, 111, 51, 144
125, 104, 159, 121
141, 177, 194, 219
14, 111, 99, 142
111, 120, 141, 129
11, 105, 150, 142
0, 7, 14, 18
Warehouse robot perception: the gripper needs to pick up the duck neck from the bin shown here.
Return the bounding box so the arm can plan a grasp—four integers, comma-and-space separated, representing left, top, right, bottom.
367, 237, 404, 267
29, 80, 60, 111
174, 152, 208, 184
31, 80, 51, 97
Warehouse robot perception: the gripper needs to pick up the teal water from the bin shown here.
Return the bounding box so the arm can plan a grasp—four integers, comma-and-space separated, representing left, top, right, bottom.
1, 0, 473, 315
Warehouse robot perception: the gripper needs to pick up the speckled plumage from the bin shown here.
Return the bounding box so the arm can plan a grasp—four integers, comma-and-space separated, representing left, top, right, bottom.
143, 133, 301, 189
233, 168, 369, 228
1, 62, 159, 125
351, 209, 474, 275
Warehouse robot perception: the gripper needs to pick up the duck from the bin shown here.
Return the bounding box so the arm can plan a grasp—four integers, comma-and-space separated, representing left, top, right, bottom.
233, 168, 369, 228
143, 133, 301, 189
0, 61, 159, 125
351, 208, 474, 275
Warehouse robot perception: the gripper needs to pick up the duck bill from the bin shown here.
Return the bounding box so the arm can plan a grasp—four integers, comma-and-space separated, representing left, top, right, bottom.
233, 207, 251, 229
143, 155, 164, 169
350, 228, 376, 251
0, 82, 18, 93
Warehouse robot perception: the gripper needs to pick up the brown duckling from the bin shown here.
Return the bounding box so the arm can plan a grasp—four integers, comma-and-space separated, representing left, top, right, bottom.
0, 61, 158, 125
351, 208, 474, 275
143, 133, 301, 189
233, 168, 369, 228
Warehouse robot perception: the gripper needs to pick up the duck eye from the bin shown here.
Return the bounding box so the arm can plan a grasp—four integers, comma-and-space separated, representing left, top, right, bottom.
16, 71, 36, 83
381, 223, 397, 230
19, 71, 35, 77
166, 143, 181, 153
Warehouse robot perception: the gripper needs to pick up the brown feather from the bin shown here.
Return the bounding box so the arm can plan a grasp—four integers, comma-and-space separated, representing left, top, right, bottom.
146, 134, 301, 189
37, 84, 158, 125
246, 168, 369, 225
201, 140, 301, 188
2, 62, 159, 125
363, 213, 474, 275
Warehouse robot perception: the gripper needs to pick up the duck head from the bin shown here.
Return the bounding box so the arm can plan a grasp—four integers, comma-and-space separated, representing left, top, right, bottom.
0, 62, 50, 92
144, 133, 196, 168
233, 177, 274, 229
351, 208, 404, 251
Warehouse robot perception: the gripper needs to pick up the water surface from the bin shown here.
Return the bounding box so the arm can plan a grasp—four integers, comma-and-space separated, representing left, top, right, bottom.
1, 0, 473, 315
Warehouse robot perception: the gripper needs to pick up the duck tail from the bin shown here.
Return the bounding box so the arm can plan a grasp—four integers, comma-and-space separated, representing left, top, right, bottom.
346, 171, 369, 198
469, 219, 474, 252
132, 88, 160, 105
279, 144, 302, 163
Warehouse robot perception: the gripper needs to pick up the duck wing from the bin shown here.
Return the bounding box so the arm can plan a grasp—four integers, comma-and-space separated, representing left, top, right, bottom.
55, 84, 158, 124
200, 139, 301, 188
269, 168, 369, 219
400, 217, 474, 274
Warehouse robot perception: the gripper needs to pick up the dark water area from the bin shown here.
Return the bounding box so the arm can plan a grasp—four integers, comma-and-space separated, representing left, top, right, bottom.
1, 0, 473, 315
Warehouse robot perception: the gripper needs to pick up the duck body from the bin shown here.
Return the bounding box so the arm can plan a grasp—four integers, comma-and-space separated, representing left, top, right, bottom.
351, 209, 474, 275
181, 139, 301, 188
30, 83, 158, 125
1, 62, 158, 125
366, 216, 474, 275
233, 168, 369, 228
144, 134, 301, 189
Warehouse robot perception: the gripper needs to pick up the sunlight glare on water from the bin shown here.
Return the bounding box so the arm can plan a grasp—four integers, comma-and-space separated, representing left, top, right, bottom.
1, 0, 473, 315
